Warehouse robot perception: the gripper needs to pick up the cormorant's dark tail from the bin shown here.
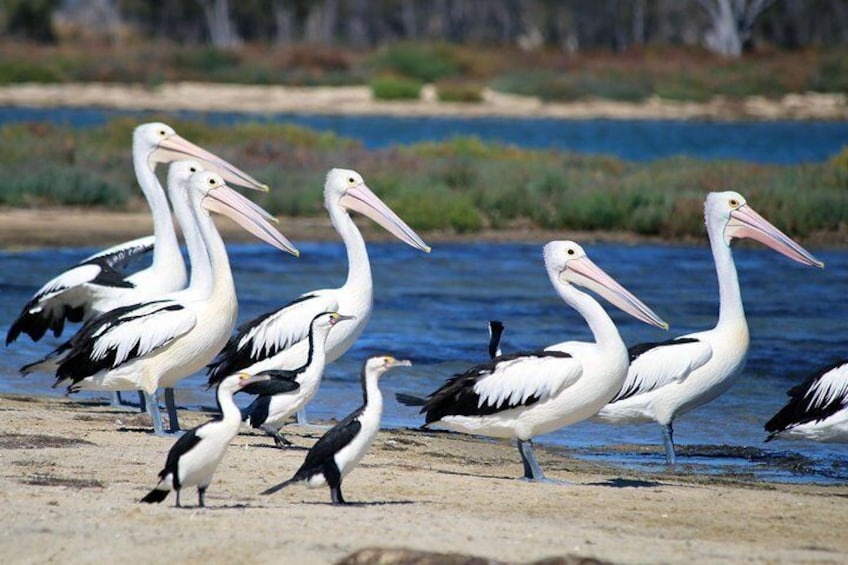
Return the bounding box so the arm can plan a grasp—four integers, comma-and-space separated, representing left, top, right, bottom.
140, 488, 169, 504
395, 392, 426, 407
261, 477, 298, 496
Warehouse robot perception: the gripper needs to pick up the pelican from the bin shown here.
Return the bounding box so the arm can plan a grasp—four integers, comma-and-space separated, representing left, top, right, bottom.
765, 359, 848, 443
401, 241, 667, 481
206, 168, 430, 422
6, 121, 269, 346
23, 170, 297, 435
593, 191, 823, 465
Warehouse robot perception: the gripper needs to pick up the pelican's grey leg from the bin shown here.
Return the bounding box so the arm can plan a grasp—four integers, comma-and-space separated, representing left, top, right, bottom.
164, 388, 180, 433
662, 423, 677, 466
517, 439, 547, 481
145, 390, 167, 436
296, 407, 309, 425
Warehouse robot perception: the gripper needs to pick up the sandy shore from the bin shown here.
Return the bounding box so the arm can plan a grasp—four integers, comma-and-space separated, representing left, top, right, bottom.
0, 82, 846, 120
1, 393, 846, 564
0, 207, 674, 251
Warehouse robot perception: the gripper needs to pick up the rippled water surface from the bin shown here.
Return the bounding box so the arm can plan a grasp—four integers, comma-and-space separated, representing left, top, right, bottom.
2, 242, 846, 483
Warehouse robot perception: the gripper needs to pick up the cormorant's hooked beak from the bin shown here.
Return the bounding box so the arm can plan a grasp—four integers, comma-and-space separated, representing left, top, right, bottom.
339, 183, 431, 253
152, 134, 270, 192
202, 183, 299, 257
562, 256, 668, 330
727, 205, 824, 268
330, 314, 357, 325
389, 358, 413, 368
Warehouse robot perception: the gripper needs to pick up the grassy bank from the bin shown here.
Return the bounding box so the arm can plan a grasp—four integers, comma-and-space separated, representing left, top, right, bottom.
1, 41, 846, 103
2, 119, 847, 242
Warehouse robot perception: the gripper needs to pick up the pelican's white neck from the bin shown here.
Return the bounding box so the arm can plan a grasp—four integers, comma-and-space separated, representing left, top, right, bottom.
550, 273, 624, 351
191, 200, 235, 305
167, 180, 209, 294
327, 197, 373, 297
132, 149, 184, 280
706, 216, 746, 330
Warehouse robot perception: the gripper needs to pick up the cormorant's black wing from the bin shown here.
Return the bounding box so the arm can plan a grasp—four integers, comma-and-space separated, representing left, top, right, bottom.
294, 409, 363, 480
160, 427, 202, 489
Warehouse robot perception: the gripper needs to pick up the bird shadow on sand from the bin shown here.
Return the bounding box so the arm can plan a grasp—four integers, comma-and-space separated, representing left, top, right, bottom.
245, 442, 309, 451
585, 477, 665, 488
293, 499, 418, 507
430, 467, 517, 481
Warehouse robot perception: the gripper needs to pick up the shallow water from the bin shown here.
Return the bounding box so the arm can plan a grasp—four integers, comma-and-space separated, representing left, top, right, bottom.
2, 106, 848, 163
1, 241, 845, 484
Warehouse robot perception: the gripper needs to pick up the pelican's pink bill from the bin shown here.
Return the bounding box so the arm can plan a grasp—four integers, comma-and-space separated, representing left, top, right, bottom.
728, 205, 823, 268
154, 134, 270, 192
203, 184, 299, 256
339, 183, 431, 253
564, 256, 668, 330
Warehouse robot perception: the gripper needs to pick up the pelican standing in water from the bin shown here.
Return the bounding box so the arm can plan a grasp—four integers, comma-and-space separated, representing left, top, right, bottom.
765, 359, 848, 443
400, 241, 667, 481
24, 170, 298, 435
207, 168, 429, 423
6, 122, 269, 346
593, 191, 823, 465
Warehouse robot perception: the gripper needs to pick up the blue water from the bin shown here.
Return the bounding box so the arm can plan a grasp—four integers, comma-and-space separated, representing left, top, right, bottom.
2, 242, 846, 483
1, 106, 847, 163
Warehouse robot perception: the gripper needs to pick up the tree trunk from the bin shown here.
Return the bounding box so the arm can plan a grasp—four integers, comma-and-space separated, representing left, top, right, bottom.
198, 0, 240, 48
401, 0, 417, 40
696, 0, 777, 57
272, 1, 294, 45
632, 0, 646, 44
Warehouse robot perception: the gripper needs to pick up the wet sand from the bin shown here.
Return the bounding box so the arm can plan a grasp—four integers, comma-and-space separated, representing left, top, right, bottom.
0, 393, 846, 564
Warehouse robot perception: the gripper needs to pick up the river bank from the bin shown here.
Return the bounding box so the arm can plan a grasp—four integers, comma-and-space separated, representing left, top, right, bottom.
0, 82, 846, 121
1, 393, 846, 564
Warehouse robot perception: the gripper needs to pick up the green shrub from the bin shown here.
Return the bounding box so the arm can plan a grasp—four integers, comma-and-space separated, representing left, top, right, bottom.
370, 75, 422, 100
0, 163, 130, 208
369, 43, 463, 83
436, 80, 483, 103
0, 60, 61, 83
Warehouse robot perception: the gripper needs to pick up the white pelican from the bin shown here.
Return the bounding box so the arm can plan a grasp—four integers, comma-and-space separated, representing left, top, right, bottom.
140, 371, 271, 508
206, 168, 430, 420
23, 170, 297, 435
239, 312, 355, 447
6, 121, 269, 346
262, 355, 412, 504
593, 191, 823, 465
765, 359, 848, 443
402, 241, 667, 481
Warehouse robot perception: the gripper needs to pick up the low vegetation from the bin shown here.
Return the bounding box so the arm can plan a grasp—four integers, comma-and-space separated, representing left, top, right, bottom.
1, 119, 846, 242
0, 41, 845, 103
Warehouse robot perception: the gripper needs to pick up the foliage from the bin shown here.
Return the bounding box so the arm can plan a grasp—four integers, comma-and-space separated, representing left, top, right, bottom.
368, 43, 464, 83
0, 119, 845, 240
370, 75, 422, 100
436, 80, 484, 103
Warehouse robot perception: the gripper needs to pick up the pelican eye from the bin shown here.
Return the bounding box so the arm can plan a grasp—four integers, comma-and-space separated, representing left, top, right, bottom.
190, 167, 197, 172
729, 199, 739, 208
159, 130, 166, 136
348, 177, 355, 184
567, 249, 575, 256
208, 178, 217, 186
